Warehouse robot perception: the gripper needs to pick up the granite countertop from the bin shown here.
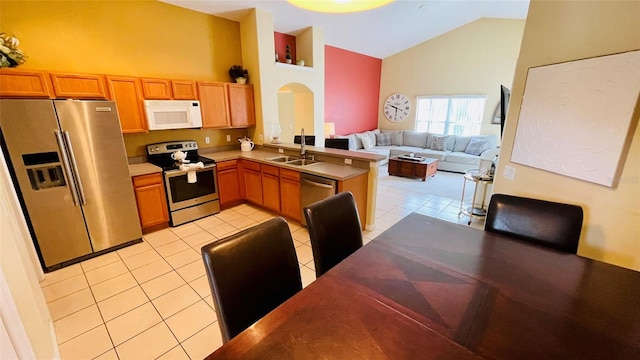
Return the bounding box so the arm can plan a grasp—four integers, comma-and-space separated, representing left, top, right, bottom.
201, 150, 369, 181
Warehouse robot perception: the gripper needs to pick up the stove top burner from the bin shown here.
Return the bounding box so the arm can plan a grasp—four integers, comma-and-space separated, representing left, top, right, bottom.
159, 156, 216, 171
145, 140, 215, 171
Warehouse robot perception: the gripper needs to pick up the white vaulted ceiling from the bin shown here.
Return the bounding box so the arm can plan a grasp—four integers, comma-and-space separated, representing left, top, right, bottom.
161, 0, 529, 59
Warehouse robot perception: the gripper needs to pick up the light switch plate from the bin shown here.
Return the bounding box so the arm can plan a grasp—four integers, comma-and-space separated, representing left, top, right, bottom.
504, 165, 516, 180
204, 136, 210, 144
226, 135, 231, 142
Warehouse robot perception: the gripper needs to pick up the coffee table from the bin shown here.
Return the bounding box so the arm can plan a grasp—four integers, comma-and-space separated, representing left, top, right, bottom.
388, 156, 437, 181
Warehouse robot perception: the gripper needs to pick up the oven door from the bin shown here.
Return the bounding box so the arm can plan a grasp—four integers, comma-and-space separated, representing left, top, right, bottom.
164, 164, 218, 211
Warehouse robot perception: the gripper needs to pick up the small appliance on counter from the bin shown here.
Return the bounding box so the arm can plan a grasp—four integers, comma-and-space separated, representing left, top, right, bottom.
239, 137, 254, 152
146, 141, 219, 226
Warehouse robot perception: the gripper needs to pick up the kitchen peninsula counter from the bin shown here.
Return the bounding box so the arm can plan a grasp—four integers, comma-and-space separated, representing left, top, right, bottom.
201, 149, 369, 181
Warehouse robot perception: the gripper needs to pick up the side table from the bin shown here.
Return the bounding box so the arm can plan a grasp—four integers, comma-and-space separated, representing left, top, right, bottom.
459, 169, 493, 225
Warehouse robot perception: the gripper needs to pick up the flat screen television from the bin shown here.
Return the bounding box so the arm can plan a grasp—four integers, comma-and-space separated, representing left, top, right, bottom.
500, 85, 511, 139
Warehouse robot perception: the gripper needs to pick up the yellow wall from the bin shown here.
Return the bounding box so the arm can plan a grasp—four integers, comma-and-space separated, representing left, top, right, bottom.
494, 0, 640, 271
0, 0, 246, 157
379, 18, 526, 139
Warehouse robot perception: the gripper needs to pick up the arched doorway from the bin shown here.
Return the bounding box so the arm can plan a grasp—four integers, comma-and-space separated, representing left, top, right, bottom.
273, 83, 314, 144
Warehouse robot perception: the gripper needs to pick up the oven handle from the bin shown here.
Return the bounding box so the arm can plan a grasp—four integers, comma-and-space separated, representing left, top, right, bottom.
164, 164, 217, 178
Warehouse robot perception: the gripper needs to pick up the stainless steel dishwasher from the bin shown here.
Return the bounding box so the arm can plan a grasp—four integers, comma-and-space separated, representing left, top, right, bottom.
300, 173, 337, 226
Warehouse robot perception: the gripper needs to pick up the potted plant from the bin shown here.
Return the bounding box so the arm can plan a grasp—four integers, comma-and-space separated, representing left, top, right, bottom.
285, 45, 292, 64
0, 33, 26, 68
229, 65, 248, 84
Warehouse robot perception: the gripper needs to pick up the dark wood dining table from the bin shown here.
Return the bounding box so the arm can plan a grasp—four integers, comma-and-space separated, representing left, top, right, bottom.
205, 213, 640, 359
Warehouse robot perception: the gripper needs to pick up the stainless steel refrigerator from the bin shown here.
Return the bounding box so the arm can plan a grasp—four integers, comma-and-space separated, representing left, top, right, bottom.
0, 99, 142, 270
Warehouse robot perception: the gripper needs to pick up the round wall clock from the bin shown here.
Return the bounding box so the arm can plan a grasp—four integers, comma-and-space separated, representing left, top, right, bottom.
384, 93, 411, 122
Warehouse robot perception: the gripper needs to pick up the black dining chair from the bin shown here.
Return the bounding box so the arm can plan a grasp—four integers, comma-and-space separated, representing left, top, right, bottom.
303, 191, 363, 277
201, 217, 302, 343
484, 193, 583, 254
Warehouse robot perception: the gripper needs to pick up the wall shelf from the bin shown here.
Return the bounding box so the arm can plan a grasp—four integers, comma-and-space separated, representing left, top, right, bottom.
275, 62, 314, 71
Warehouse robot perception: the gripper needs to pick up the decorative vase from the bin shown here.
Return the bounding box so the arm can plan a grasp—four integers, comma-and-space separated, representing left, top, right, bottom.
235, 77, 247, 84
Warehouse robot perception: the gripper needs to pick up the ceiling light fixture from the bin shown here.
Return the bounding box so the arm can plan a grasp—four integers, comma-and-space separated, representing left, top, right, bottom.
287, 0, 394, 13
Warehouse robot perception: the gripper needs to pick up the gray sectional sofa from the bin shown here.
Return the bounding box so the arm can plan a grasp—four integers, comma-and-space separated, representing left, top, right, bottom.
336, 129, 499, 173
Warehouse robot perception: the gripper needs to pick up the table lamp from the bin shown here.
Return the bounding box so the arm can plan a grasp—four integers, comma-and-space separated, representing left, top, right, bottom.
324, 122, 336, 139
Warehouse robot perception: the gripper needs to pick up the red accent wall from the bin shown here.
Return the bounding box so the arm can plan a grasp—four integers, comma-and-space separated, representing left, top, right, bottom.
274, 32, 296, 63
325, 45, 382, 135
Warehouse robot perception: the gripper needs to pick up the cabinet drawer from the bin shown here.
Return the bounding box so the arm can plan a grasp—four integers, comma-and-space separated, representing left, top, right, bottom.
216, 160, 237, 171
280, 168, 300, 181
242, 160, 261, 172
133, 173, 163, 187
261, 164, 279, 177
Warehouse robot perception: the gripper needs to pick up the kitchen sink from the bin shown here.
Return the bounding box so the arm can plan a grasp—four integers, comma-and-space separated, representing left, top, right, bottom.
266, 155, 299, 163
286, 159, 320, 167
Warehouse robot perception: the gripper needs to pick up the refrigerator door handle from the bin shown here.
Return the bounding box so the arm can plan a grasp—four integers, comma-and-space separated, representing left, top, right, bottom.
54, 130, 81, 206
62, 131, 87, 205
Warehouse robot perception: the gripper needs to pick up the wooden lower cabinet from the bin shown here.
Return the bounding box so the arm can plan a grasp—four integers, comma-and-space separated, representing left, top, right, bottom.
216, 160, 241, 208
280, 168, 301, 222
261, 164, 281, 212
338, 173, 368, 230
132, 173, 169, 231
224, 160, 366, 227
241, 160, 263, 206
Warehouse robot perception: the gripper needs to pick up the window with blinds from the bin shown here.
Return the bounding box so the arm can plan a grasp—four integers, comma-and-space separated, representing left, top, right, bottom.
414, 95, 486, 136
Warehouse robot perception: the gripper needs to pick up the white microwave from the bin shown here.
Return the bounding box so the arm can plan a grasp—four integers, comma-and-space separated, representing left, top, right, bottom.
144, 100, 203, 130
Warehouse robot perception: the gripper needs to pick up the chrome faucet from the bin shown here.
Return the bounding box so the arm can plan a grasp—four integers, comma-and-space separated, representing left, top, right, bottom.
300, 128, 306, 159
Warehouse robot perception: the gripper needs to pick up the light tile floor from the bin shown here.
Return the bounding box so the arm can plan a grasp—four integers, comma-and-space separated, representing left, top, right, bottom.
42, 169, 483, 360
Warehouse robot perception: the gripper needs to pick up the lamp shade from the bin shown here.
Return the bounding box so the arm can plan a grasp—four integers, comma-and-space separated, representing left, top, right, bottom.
287, 0, 393, 13
324, 122, 336, 138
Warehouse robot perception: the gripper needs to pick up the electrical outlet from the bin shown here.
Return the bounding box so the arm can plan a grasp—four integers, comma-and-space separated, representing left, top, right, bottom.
204, 136, 210, 144
258, 134, 264, 142
344, 158, 352, 165
226, 135, 231, 142
278, 148, 284, 153
503, 165, 516, 180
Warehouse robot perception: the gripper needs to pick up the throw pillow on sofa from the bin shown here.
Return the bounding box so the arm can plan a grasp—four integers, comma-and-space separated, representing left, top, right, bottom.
382, 130, 404, 145
431, 135, 448, 151
465, 137, 487, 156
356, 133, 374, 150
367, 129, 380, 145
376, 132, 392, 146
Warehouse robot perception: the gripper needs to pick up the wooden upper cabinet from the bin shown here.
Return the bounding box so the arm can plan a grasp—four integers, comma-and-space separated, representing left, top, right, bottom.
227, 83, 255, 127
141, 78, 172, 99
171, 80, 197, 100
50, 72, 108, 99
106, 75, 147, 134
0, 68, 53, 98
197, 81, 230, 128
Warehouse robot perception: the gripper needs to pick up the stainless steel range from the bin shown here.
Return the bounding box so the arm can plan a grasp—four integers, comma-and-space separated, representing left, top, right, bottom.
146, 141, 220, 226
